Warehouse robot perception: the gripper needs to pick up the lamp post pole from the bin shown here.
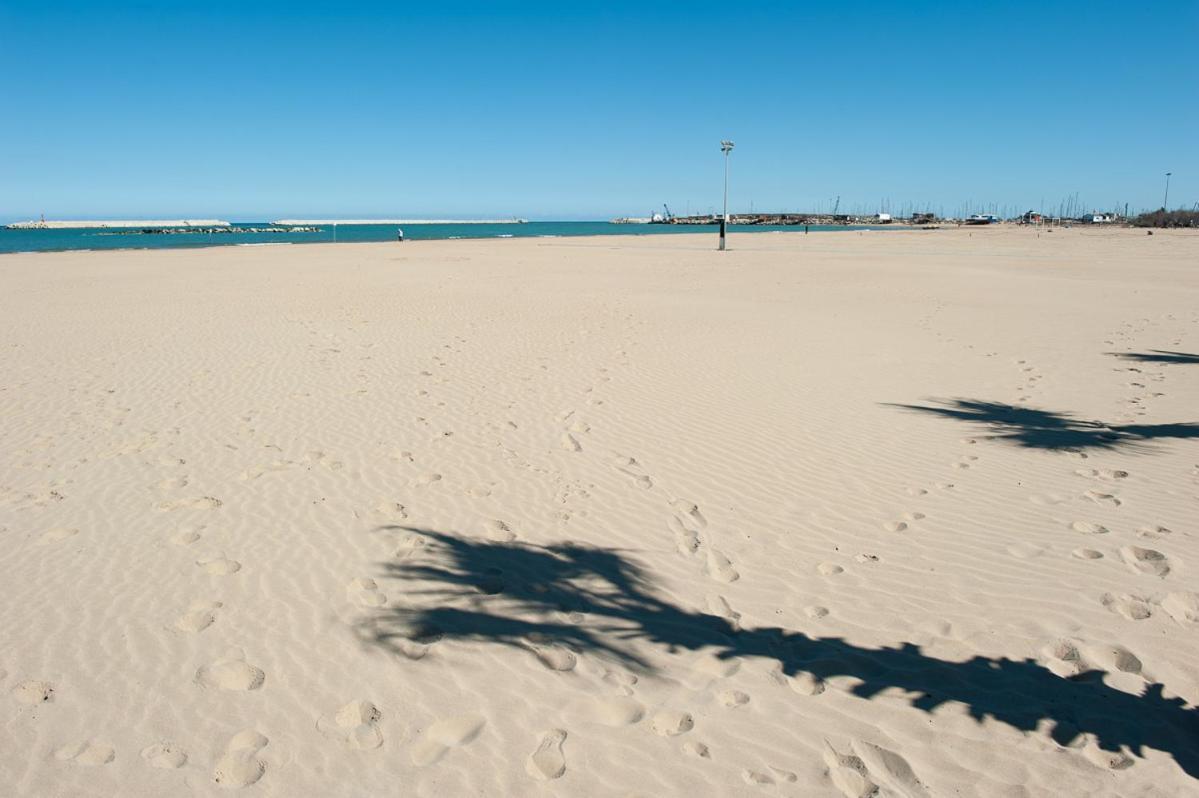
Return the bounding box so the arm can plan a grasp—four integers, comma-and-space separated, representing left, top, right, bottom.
719, 140, 734, 251
1163, 172, 1172, 211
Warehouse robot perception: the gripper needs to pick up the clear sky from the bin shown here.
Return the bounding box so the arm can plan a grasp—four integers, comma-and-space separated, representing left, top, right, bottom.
1, 1, 1196, 221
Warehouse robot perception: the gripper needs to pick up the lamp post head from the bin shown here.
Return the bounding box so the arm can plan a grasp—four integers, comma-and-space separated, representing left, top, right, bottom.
721, 140, 735, 153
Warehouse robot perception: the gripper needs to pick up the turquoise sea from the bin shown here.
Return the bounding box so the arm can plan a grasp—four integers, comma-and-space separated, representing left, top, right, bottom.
0, 221, 890, 254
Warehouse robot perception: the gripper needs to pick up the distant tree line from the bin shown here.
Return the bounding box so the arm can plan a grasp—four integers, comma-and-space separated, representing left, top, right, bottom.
1130, 209, 1199, 228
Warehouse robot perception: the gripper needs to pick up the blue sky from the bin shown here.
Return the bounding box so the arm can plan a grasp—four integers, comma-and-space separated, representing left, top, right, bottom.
1, 1, 1196, 220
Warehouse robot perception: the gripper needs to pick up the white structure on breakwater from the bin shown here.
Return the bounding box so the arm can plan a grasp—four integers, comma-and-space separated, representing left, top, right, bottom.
270, 218, 526, 226
6, 219, 231, 229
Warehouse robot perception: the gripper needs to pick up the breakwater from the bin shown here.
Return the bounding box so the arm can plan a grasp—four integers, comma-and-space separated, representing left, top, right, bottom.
94, 225, 320, 236
6, 219, 231, 230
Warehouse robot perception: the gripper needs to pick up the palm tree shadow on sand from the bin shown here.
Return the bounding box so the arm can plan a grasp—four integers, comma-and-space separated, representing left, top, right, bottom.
1109, 350, 1199, 366
356, 527, 1199, 779
884, 398, 1199, 452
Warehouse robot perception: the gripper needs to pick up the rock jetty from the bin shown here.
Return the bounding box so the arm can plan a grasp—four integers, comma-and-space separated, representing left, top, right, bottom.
6, 219, 231, 229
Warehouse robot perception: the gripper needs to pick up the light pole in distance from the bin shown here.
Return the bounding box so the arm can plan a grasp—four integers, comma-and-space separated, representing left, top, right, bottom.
1163, 172, 1172, 211
719, 140, 734, 250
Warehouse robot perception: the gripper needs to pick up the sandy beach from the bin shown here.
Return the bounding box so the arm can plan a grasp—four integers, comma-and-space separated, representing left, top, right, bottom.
1, 227, 1197, 796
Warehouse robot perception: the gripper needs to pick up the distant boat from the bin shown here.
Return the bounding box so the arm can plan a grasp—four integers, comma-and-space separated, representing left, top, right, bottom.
965, 214, 998, 225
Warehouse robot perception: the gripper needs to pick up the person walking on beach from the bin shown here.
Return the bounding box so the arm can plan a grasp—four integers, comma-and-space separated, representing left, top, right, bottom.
397, 227, 405, 242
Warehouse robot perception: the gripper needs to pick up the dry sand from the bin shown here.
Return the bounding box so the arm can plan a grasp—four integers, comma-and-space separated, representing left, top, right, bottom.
1, 227, 1197, 796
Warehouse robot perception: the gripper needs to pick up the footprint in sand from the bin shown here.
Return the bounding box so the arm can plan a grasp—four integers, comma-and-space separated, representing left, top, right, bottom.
394, 531, 427, 559
707, 595, 742, 630
174, 600, 222, 633
1119, 546, 1171, 577
347, 578, 387, 607
683, 741, 711, 759
1101, 592, 1152, 620
306, 451, 344, 471
197, 555, 241, 575
650, 709, 694, 737
196, 650, 265, 691
481, 519, 516, 542
1161, 592, 1199, 624
613, 455, 653, 489
669, 501, 707, 557
1072, 548, 1104, 560
1075, 468, 1129, 482
883, 521, 908, 533
581, 696, 644, 726
525, 640, 577, 671
824, 740, 929, 798
1085, 644, 1144, 676
600, 667, 639, 691
704, 550, 739, 583
140, 742, 187, 769
817, 562, 844, 576
473, 567, 506, 595
788, 671, 826, 696
172, 526, 203, 545
560, 433, 582, 452
157, 496, 222, 512
12, 680, 55, 704
805, 605, 830, 619
1136, 525, 1172, 540
1083, 490, 1122, 507
37, 527, 79, 545
239, 461, 291, 481
526, 729, 568, 780
1082, 740, 1134, 770
212, 730, 269, 788
669, 518, 701, 556
374, 501, 408, 521
671, 499, 707, 529
1070, 521, 1110, 535
414, 472, 442, 487
684, 655, 740, 690
318, 700, 384, 750
54, 741, 115, 766
410, 715, 486, 766
719, 690, 750, 708
1044, 640, 1088, 677
823, 742, 876, 797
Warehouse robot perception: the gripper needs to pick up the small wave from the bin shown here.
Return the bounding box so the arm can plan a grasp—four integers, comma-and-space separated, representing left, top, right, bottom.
496, 234, 514, 238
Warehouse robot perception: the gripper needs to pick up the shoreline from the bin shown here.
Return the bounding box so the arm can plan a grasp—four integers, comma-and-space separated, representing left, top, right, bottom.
4, 223, 1195, 258
0, 223, 905, 256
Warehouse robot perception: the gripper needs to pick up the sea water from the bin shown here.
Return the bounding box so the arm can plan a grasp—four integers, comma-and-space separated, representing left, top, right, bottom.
0, 221, 890, 254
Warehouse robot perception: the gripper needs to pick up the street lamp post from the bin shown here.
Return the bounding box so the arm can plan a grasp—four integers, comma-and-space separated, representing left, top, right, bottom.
719, 140, 734, 251
1163, 172, 1172, 211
